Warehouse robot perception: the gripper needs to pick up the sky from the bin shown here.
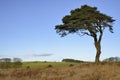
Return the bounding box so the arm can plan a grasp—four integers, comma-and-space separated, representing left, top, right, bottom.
0, 0, 120, 62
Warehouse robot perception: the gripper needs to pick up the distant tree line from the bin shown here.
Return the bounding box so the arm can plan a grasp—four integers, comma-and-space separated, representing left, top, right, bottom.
103, 57, 120, 62
0, 58, 22, 69
62, 58, 84, 63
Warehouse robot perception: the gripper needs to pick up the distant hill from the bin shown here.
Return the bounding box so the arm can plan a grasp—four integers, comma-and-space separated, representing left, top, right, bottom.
103, 57, 120, 62
62, 58, 84, 63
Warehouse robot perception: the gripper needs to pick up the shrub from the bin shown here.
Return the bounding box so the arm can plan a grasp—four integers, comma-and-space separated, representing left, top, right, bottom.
69, 64, 74, 67
26, 66, 30, 69
47, 64, 53, 68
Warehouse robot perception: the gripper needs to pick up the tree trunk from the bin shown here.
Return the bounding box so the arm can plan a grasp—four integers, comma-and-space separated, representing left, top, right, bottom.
95, 41, 101, 63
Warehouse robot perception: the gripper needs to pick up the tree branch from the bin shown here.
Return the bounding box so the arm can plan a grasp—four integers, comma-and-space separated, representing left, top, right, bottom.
98, 26, 103, 42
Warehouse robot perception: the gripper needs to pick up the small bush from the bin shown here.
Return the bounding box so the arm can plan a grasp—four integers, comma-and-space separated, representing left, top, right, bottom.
69, 64, 74, 67
47, 64, 53, 68
26, 66, 30, 69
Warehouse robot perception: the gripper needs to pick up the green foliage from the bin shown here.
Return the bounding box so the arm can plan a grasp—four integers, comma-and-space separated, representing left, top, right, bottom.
69, 64, 74, 67
55, 5, 115, 37
47, 64, 53, 68
26, 66, 30, 69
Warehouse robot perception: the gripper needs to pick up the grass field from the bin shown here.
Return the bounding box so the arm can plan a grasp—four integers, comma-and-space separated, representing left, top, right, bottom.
0, 62, 120, 80
22, 61, 79, 68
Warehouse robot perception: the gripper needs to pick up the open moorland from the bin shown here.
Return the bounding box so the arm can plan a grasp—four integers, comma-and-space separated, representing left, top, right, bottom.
0, 62, 120, 80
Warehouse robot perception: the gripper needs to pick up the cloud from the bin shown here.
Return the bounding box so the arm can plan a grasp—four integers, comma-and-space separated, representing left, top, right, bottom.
27, 53, 53, 57
0, 53, 54, 58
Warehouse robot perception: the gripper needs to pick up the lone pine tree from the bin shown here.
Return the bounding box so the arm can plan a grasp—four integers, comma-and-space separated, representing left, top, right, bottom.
55, 5, 115, 63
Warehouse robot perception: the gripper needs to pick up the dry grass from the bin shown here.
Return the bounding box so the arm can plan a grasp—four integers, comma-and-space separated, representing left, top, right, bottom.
0, 62, 120, 80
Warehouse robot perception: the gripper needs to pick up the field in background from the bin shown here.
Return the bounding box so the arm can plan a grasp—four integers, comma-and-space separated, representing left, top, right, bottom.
22, 61, 79, 68
0, 62, 120, 80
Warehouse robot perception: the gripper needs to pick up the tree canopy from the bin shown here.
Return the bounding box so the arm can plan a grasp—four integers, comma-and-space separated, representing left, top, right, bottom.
55, 5, 115, 63
55, 5, 115, 37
